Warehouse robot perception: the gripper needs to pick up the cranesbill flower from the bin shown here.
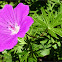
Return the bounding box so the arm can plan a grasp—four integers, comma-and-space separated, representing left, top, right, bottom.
0, 3, 34, 52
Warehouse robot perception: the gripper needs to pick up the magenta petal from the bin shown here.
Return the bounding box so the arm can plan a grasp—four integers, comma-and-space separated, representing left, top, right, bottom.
17, 32, 26, 38
4, 36, 18, 49
14, 3, 29, 24
0, 4, 16, 34
0, 45, 5, 52
0, 4, 15, 26
18, 16, 34, 38
0, 36, 18, 52
0, 34, 13, 44
0, 34, 14, 52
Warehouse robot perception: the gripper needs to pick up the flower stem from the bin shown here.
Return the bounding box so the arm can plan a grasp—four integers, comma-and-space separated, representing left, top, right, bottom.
26, 33, 44, 38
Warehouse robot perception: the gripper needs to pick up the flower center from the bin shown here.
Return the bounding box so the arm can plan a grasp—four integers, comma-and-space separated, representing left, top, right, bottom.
8, 24, 20, 35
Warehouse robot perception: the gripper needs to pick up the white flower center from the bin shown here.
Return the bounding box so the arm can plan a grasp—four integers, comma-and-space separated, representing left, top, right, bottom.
9, 24, 20, 35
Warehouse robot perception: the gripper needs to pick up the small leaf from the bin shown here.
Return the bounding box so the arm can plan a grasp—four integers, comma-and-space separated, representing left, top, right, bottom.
52, 44, 57, 49
9, 2, 15, 6
57, 42, 61, 47
51, 37, 55, 43
36, 49, 50, 57
52, 28, 62, 37
31, 43, 43, 51
18, 37, 27, 44
40, 39, 48, 45
48, 29, 58, 39
28, 57, 37, 62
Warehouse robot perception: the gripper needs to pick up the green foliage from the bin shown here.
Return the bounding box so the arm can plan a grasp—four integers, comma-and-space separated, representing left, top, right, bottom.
0, 0, 62, 62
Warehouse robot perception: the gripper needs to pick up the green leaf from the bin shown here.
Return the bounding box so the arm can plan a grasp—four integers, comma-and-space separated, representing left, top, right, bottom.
48, 40, 52, 44
51, 37, 55, 43
40, 39, 48, 45
28, 57, 37, 62
36, 49, 50, 57
41, 7, 49, 25
2, 52, 12, 62
33, 53, 37, 61
32, 13, 47, 28
57, 42, 61, 47
19, 51, 29, 62
51, 0, 60, 3
45, 44, 51, 48
31, 43, 43, 51
0, 1, 8, 8
18, 37, 27, 44
52, 28, 62, 37
52, 44, 57, 49
52, 12, 62, 27
48, 29, 58, 39
9, 2, 15, 6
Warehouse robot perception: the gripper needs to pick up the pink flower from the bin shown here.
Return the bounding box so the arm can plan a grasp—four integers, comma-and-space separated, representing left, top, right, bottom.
0, 3, 34, 52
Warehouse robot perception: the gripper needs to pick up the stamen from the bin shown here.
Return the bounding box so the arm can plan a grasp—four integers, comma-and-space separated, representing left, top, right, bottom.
8, 23, 20, 35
